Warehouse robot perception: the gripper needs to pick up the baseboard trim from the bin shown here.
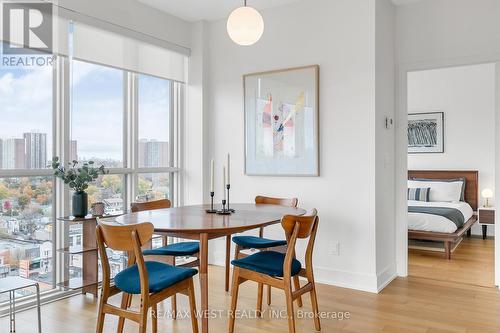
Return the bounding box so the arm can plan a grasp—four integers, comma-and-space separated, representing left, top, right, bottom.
314, 266, 379, 293
210, 249, 397, 294
376, 263, 397, 292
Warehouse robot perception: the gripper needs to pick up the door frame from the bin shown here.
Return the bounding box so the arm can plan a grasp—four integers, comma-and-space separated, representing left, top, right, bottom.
395, 54, 500, 287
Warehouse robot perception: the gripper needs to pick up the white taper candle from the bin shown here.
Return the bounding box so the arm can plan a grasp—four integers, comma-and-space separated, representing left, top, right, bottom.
223, 166, 226, 200
210, 159, 214, 192
227, 153, 230, 185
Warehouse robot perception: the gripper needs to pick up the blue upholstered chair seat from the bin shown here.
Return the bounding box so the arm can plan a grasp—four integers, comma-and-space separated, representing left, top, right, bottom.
232, 236, 287, 249
114, 261, 197, 294
143, 241, 200, 256
231, 251, 301, 277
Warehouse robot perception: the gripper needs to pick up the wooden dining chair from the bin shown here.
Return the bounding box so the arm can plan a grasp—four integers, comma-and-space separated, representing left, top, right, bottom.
227, 195, 300, 307
130, 199, 172, 213
229, 209, 320, 333
131, 199, 200, 318
95, 221, 199, 333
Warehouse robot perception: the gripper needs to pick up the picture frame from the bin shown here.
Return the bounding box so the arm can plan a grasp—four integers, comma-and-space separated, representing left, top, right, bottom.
243, 65, 319, 176
408, 111, 445, 154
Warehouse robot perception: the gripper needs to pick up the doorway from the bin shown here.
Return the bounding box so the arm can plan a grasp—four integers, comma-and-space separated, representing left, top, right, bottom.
397, 61, 498, 287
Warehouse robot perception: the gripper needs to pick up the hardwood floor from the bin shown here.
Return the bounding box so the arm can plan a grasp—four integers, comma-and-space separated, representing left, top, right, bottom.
409, 236, 494, 287
2, 265, 500, 332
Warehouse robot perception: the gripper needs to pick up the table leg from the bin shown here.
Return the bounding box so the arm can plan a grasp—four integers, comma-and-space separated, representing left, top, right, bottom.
483, 225, 488, 239
225, 235, 231, 292
36, 283, 42, 333
199, 233, 209, 333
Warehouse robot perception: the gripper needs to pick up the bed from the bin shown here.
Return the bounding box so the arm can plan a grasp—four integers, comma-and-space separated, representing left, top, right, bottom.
408, 170, 479, 259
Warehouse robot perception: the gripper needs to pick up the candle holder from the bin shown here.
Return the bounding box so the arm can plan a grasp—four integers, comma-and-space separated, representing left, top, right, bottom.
226, 184, 235, 212
217, 199, 231, 215
205, 191, 217, 213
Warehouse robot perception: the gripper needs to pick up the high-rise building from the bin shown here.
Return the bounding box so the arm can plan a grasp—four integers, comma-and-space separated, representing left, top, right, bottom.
138, 139, 147, 167
24, 132, 47, 169
2, 138, 26, 169
138, 139, 169, 167
70, 140, 78, 162
0, 138, 2, 169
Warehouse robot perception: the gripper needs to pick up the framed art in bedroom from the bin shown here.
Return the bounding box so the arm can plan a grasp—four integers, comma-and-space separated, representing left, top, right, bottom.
408, 111, 444, 154
243, 65, 319, 176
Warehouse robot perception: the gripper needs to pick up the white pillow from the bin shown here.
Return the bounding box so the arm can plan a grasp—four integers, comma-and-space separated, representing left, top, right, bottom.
408, 180, 463, 202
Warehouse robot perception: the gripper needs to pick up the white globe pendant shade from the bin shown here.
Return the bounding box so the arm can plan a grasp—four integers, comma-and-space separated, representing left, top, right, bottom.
227, 6, 264, 46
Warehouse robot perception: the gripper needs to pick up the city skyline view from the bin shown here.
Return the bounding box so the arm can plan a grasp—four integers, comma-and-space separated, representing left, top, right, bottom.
0, 130, 169, 169
0, 58, 171, 164
0, 54, 174, 294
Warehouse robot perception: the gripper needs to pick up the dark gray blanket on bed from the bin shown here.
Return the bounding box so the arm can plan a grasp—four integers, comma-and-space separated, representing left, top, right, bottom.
408, 206, 465, 228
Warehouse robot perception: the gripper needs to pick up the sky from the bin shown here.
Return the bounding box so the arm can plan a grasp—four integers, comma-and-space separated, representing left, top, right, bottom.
0, 56, 171, 164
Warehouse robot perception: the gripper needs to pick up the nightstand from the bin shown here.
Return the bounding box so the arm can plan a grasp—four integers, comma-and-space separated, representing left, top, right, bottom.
478, 207, 495, 239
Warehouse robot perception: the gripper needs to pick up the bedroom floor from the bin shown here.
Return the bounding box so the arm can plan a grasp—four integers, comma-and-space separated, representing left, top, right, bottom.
409, 236, 494, 287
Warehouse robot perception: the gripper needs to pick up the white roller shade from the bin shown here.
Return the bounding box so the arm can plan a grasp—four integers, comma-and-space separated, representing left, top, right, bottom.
73, 22, 186, 82
53, 13, 70, 56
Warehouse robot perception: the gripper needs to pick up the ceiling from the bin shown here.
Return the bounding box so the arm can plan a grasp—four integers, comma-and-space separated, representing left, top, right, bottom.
390, 0, 423, 5
139, 0, 423, 22
138, 0, 302, 22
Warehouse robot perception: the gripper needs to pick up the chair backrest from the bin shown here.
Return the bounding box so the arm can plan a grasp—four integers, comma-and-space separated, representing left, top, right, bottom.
255, 195, 298, 208
131, 199, 171, 213
281, 209, 319, 278
281, 208, 318, 239
96, 221, 154, 299
97, 221, 154, 252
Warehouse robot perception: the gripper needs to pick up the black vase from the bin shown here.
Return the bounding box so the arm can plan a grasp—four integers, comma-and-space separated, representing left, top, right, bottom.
72, 191, 88, 218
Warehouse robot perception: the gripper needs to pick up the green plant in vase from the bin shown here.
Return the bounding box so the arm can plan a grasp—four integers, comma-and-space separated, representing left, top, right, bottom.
51, 157, 108, 217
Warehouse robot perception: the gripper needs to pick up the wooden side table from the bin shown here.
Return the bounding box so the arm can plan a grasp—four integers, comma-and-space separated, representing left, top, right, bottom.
57, 214, 121, 297
478, 207, 495, 239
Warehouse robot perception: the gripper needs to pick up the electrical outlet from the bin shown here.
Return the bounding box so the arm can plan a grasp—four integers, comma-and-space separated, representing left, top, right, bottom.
328, 241, 340, 256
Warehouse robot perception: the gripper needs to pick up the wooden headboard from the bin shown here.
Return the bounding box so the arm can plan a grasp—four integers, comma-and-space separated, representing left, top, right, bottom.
408, 170, 479, 211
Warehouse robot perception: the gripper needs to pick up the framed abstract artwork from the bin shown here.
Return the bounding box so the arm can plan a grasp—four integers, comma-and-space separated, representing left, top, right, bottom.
244, 65, 319, 176
408, 112, 445, 154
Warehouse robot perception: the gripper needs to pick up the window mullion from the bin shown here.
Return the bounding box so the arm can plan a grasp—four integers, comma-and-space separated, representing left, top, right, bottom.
51, 55, 71, 289
126, 72, 139, 206
173, 82, 184, 206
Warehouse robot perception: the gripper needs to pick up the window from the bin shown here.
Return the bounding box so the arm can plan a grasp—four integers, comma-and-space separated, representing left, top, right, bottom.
71, 60, 124, 167
0, 61, 53, 170
0, 58, 56, 301
135, 74, 177, 205
0, 177, 54, 294
138, 173, 170, 201
0, 28, 184, 308
88, 175, 125, 214
138, 75, 171, 168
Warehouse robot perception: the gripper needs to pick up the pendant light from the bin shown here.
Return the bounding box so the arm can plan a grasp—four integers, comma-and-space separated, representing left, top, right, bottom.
226, 0, 264, 46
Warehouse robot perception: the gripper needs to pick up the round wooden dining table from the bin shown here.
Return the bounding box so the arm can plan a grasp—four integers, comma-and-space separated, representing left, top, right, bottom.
115, 203, 306, 333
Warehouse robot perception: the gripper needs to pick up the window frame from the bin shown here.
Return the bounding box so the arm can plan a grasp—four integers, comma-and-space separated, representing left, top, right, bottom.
0, 55, 184, 312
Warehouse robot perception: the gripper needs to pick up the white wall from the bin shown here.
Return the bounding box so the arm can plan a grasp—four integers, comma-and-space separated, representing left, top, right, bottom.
184, 21, 209, 206
396, 0, 500, 65
375, 0, 396, 289
395, 0, 500, 281
203, 0, 396, 292
408, 64, 496, 235
495, 62, 500, 285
